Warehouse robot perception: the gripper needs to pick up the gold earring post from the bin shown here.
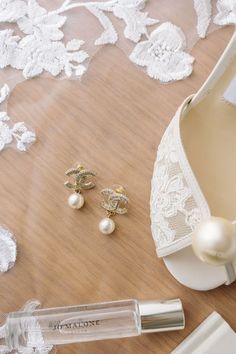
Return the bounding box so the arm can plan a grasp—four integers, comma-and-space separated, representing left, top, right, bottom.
64, 164, 96, 193
65, 163, 96, 209
99, 185, 129, 235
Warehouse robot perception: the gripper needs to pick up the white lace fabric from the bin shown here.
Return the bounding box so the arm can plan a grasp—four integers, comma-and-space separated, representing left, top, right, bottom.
0, 0, 234, 85
150, 98, 211, 257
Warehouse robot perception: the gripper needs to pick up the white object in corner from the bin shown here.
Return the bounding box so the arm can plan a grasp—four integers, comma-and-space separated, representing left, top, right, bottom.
171, 312, 236, 354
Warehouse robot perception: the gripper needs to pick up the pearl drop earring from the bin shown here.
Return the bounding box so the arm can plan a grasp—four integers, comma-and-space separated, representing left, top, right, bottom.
99, 185, 129, 235
64, 163, 96, 209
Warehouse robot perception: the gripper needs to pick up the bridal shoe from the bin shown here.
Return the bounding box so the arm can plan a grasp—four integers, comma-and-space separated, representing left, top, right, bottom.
150, 30, 236, 290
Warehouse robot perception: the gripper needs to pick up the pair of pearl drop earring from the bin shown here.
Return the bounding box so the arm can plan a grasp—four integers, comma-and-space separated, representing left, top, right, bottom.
64, 164, 129, 235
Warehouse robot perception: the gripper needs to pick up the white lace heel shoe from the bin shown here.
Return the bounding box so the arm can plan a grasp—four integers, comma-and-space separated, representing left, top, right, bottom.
151, 30, 236, 291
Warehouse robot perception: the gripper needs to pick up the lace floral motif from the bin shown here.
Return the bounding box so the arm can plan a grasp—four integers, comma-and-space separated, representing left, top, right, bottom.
151, 122, 202, 252
0, 0, 27, 22
214, 0, 236, 25
194, 0, 212, 38
0, 84, 36, 152
129, 22, 194, 82
0, 0, 234, 82
152, 165, 191, 219
0, 0, 158, 79
193, 0, 236, 35
0, 0, 89, 79
185, 208, 201, 228
112, 0, 159, 42
0, 226, 16, 272
0, 300, 54, 354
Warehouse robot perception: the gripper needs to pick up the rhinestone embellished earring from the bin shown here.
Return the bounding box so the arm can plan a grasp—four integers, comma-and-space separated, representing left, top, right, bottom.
99, 185, 129, 235
64, 164, 96, 209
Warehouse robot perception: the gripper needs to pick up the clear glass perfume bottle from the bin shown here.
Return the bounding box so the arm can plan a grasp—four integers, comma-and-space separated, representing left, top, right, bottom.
5, 298, 184, 349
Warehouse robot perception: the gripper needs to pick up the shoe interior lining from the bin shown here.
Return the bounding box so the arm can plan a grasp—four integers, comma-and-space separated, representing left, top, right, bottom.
181, 55, 236, 221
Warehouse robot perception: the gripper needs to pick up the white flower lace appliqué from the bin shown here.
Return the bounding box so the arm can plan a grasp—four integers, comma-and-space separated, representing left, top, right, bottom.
0, 226, 16, 272
129, 22, 194, 82
0, 300, 54, 354
151, 123, 202, 252
0, 84, 36, 152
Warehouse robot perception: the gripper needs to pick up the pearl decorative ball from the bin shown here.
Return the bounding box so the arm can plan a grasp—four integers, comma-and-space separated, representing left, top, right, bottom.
68, 193, 84, 209
99, 217, 115, 235
192, 216, 236, 266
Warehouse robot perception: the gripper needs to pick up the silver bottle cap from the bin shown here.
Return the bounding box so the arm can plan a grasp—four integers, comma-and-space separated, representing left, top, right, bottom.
138, 298, 185, 333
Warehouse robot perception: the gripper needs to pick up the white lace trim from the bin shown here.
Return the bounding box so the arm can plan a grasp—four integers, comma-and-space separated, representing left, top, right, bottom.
0, 300, 54, 354
0, 226, 16, 272
150, 98, 211, 257
0, 84, 36, 152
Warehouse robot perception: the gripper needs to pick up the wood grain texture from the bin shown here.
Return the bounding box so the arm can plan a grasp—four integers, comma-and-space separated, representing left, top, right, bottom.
0, 26, 235, 354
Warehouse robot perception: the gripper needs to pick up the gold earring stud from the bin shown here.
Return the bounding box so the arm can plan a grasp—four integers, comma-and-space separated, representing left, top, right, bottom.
64, 163, 96, 209
99, 185, 129, 235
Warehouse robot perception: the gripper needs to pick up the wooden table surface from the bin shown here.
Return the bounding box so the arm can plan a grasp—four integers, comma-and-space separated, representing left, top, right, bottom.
1, 26, 236, 354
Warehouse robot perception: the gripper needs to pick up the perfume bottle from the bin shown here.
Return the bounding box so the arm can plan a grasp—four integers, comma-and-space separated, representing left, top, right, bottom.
5, 298, 184, 349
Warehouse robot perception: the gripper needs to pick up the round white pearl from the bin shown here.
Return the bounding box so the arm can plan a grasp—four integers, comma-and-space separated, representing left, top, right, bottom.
192, 217, 236, 266
99, 217, 115, 235
68, 193, 84, 209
